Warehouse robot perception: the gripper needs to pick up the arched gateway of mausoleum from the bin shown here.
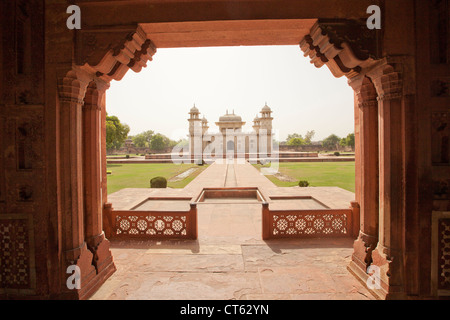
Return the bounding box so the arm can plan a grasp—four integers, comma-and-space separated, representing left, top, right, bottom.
0, 0, 448, 300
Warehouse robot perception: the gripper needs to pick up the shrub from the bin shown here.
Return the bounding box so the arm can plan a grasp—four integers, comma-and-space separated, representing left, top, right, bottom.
126, 154, 130, 159
298, 180, 310, 187
334, 152, 340, 156
150, 176, 167, 188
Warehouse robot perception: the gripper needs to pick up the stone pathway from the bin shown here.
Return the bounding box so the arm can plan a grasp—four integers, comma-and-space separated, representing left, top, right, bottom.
92, 161, 374, 300
224, 163, 237, 187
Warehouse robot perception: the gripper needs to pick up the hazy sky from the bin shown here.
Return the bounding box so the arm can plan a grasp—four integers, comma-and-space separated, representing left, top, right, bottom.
106, 45, 354, 142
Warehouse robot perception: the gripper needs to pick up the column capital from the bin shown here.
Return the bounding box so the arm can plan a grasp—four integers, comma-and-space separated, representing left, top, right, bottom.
59, 96, 85, 106
352, 76, 378, 108
366, 61, 403, 102
83, 82, 105, 111
94, 78, 111, 93
360, 100, 378, 108
58, 68, 92, 105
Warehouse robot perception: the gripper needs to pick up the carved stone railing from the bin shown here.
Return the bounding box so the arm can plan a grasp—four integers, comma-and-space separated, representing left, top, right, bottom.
105, 204, 197, 240
262, 204, 357, 240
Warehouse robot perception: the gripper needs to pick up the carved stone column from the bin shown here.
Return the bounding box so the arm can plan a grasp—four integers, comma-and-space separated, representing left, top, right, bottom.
348, 76, 380, 276
101, 89, 109, 227
58, 69, 97, 298
367, 63, 405, 299
82, 80, 115, 278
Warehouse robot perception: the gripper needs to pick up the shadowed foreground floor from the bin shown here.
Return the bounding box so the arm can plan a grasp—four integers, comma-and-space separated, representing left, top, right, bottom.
91, 203, 374, 300
91, 162, 373, 300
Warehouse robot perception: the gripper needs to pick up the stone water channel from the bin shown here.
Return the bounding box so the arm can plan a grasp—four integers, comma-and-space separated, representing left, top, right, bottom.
169, 167, 199, 182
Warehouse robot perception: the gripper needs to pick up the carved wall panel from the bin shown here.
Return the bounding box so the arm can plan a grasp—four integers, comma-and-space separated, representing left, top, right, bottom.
0, 0, 45, 106
430, 0, 449, 65
432, 112, 450, 164
433, 179, 450, 201
0, 107, 45, 214
4, 109, 45, 170
432, 212, 450, 296
0, 214, 36, 294
1, 1, 15, 105
431, 79, 450, 97
0, 116, 5, 204
432, 111, 450, 210
438, 218, 450, 290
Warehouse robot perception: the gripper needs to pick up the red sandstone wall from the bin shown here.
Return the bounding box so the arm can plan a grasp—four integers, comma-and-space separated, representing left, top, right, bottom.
0, 0, 445, 300
0, 0, 50, 298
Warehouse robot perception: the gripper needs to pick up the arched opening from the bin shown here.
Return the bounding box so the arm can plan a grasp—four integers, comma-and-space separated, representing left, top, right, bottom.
227, 140, 235, 152
2, 0, 445, 302
56, 17, 408, 300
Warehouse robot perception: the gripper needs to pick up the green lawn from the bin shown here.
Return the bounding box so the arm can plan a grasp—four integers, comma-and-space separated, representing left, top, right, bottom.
106, 163, 207, 194
107, 161, 355, 195
254, 162, 355, 192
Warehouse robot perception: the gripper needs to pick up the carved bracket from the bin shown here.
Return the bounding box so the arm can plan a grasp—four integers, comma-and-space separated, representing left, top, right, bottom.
75, 25, 157, 83
300, 19, 381, 79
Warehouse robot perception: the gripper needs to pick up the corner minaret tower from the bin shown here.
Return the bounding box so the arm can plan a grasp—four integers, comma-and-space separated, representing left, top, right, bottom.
188, 104, 201, 134
259, 102, 273, 132
252, 114, 261, 133
201, 116, 209, 134
259, 103, 274, 155
188, 104, 202, 162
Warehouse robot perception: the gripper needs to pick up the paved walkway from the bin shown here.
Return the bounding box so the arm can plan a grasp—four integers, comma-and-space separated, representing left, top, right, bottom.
109, 161, 355, 210
91, 161, 373, 300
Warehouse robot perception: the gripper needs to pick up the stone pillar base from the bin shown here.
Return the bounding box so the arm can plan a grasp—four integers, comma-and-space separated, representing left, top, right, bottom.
62, 237, 116, 300
79, 254, 116, 300
87, 233, 115, 275
351, 231, 377, 272
347, 261, 380, 299
83, 233, 116, 300
369, 244, 406, 300
349, 237, 408, 300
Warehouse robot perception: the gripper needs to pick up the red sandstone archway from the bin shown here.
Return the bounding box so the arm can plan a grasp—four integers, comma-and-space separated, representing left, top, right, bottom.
4, 0, 448, 302
55, 16, 415, 300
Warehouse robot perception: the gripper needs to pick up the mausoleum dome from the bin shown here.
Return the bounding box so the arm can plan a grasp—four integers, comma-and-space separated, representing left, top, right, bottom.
219, 111, 242, 122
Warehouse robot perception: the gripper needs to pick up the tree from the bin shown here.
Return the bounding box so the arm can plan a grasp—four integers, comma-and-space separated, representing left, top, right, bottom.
345, 133, 355, 150
339, 133, 355, 150
287, 137, 305, 146
133, 130, 154, 148
150, 133, 167, 150
175, 139, 189, 148
322, 134, 341, 150
286, 131, 315, 145
286, 133, 303, 142
166, 136, 179, 148
304, 130, 316, 145
106, 114, 130, 151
